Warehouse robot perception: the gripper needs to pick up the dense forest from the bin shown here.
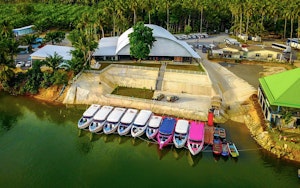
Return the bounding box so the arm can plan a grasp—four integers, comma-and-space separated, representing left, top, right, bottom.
0, 0, 300, 38
1, 0, 300, 95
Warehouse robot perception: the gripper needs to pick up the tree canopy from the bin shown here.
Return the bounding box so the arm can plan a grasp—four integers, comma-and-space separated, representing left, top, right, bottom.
129, 22, 156, 61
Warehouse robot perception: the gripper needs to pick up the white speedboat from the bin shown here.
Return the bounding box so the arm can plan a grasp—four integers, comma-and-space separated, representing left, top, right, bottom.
146, 115, 163, 139
89, 106, 114, 133
103, 107, 127, 134
78, 104, 101, 130
118, 109, 138, 136
131, 110, 153, 138
173, 119, 190, 148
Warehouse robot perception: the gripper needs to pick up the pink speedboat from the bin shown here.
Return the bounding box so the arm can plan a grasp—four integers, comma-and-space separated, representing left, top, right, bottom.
156, 117, 177, 150
187, 121, 205, 155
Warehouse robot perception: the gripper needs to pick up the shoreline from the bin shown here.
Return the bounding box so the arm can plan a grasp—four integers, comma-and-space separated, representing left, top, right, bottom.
27, 88, 300, 163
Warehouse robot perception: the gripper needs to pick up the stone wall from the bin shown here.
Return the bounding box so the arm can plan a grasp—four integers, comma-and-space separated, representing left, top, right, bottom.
242, 98, 300, 161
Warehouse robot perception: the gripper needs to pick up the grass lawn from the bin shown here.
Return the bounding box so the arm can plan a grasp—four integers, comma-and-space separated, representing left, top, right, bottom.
111, 86, 154, 99
95, 61, 205, 72
97, 62, 161, 71
166, 64, 205, 72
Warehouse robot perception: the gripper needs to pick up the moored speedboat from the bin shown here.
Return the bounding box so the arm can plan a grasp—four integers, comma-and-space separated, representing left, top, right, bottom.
146, 115, 163, 139
219, 127, 226, 140
173, 119, 190, 148
213, 134, 222, 155
89, 106, 114, 133
131, 110, 153, 138
227, 142, 239, 158
78, 104, 101, 130
156, 117, 177, 150
118, 109, 138, 136
187, 121, 205, 155
221, 139, 229, 157
103, 107, 127, 134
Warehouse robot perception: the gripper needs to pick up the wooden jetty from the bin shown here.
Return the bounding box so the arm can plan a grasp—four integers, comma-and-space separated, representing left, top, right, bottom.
204, 125, 214, 145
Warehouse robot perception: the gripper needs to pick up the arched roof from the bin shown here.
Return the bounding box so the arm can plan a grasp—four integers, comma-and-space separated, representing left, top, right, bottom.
116, 24, 200, 59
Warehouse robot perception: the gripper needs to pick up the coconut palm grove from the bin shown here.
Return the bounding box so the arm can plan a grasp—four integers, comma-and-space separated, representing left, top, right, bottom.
0, 0, 300, 93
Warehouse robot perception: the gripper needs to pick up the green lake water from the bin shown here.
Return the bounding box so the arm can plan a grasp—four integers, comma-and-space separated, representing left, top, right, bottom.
0, 92, 299, 187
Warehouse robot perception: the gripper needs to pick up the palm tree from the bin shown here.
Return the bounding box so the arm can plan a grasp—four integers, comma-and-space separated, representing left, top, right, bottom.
194, 0, 207, 33
21, 34, 38, 52
0, 20, 13, 38
6, 38, 19, 66
0, 64, 14, 86
45, 52, 63, 71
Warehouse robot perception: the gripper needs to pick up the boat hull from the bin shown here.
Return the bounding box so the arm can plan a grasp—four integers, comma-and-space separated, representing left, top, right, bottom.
173, 134, 188, 148
221, 143, 229, 157
118, 124, 132, 136
146, 127, 159, 139
78, 117, 93, 129
227, 142, 239, 157
89, 121, 105, 133
131, 125, 147, 138
213, 137, 222, 155
187, 140, 204, 155
157, 133, 173, 150
103, 122, 119, 134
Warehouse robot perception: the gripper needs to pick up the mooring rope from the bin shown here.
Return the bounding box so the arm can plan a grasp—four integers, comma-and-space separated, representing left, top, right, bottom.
237, 147, 263, 152
87, 130, 264, 153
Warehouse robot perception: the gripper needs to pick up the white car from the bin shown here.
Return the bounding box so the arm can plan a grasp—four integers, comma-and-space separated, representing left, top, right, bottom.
25, 61, 31, 67
16, 61, 25, 68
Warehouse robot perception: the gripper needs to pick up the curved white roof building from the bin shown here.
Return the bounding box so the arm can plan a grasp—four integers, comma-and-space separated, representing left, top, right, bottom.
93, 24, 200, 62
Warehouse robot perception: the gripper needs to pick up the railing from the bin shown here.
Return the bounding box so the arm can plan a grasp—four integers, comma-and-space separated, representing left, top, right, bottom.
165, 69, 206, 75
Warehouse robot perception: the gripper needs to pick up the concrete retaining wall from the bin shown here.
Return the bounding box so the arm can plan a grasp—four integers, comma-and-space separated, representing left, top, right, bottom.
162, 71, 213, 95
101, 66, 159, 90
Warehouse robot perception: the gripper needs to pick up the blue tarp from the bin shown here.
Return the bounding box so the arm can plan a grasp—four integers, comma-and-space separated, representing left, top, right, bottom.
159, 118, 176, 135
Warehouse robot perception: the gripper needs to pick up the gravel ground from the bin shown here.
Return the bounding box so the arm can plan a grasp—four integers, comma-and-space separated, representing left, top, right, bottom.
218, 62, 263, 88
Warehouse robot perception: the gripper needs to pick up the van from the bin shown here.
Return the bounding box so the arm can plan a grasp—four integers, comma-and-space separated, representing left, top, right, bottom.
152, 93, 164, 101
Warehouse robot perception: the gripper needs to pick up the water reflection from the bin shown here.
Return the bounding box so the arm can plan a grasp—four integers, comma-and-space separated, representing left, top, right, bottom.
187, 151, 202, 167
259, 148, 300, 178
156, 145, 171, 160
77, 137, 94, 154
172, 147, 186, 160
117, 135, 131, 145
131, 137, 143, 146
0, 94, 22, 134
0, 113, 19, 133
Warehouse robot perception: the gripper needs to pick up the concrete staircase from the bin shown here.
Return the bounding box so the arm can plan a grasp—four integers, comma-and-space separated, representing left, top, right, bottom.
155, 63, 166, 90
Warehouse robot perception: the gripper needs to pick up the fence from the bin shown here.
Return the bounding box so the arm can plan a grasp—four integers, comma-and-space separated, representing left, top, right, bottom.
165, 69, 206, 75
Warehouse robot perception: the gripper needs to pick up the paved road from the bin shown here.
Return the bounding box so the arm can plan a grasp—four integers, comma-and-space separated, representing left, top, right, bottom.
185, 33, 257, 108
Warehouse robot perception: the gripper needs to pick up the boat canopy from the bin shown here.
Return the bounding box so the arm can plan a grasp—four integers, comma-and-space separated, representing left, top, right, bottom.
93, 106, 114, 121
159, 117, 176, 135
148, 116, 163, 128
189, 121, 204, 141
133, 110, 152, 126
175, 119, 189, 134
83, 104, 101, 117
120, 109, 138, 124
107, 107, 126, 123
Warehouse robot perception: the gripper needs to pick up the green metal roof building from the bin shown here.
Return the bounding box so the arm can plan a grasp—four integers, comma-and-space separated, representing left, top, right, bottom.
258, 68, 300, 126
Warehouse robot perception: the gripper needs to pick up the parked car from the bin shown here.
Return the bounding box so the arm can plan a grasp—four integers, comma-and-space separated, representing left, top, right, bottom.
166, 95, 179, 102
25, 61, 31, 67
152, 93, 165, 101
16, 61, 25, 68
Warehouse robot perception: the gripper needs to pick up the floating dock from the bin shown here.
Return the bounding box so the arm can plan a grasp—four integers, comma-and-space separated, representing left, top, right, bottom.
204, 125, 214, 145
